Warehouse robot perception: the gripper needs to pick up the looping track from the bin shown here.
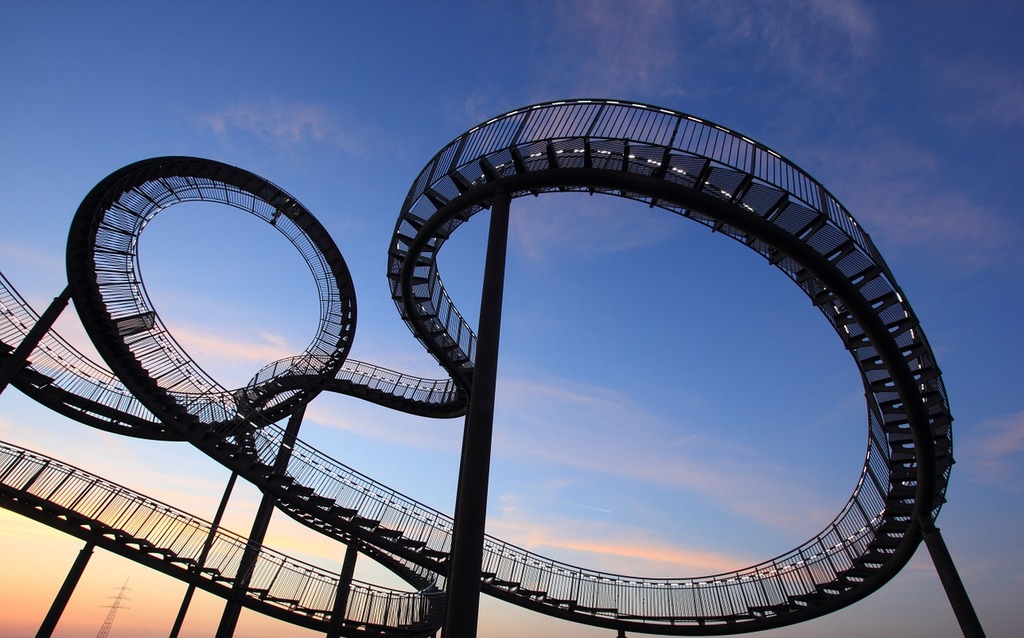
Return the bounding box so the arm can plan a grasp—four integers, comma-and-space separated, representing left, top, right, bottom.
1, 99, 952, 635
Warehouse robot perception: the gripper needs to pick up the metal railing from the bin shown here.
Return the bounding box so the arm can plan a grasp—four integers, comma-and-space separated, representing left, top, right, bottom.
0, 439, 441, 632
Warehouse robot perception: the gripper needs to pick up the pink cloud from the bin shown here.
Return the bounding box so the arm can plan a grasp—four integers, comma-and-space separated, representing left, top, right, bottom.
489, 497, 754, 577
960, 412, 1024, 488
496, 375, 847, 534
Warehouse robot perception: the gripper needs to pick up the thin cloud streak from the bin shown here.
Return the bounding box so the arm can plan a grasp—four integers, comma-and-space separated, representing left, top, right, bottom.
960, 411, 1024, 488
489, 504, 754, 576
197, 98, 366, 154
942, 63, 1024, 129
691, 0, 877, 91
169, 325, 295, 364
497, 375, 843, 534
549, 0, 680, 96
814, 140, 1018, 270
304, 401, 460, 453
509, 194, 682, 264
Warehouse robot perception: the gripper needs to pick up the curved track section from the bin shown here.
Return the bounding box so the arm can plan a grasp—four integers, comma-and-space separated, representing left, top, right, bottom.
0, 100, 953, 634
65, 156, 357, 428
0, 439, 442, 636
389, 99, 952, 631
0, 271, 175, 439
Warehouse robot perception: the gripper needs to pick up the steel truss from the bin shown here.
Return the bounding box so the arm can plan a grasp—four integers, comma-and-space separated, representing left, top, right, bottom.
0, 99, 980, 636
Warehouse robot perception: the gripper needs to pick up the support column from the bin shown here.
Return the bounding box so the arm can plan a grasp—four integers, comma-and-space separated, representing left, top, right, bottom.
920, 520, 986, 637
215, 401, 307, 638
326, 538, 360, 638
0, 286, 71, 396
443, 192, 511, 638
37, 540, 95, 638
169, 471, 238, 638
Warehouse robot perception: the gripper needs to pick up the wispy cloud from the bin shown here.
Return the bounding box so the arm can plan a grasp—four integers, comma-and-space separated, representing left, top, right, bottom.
496, 375, 842, 533
170, 325, 294, 365
196, 98, 366, 154
0, 241, 63, 278
544, 0, 682, 97
509, 193, 682, 263
812, 139, 1018, 270
942, 63, 1024, 130
489, 493, 755, 576
304, 399, 461, 453
960, 411, 1024, 489
694, 0, 877, 91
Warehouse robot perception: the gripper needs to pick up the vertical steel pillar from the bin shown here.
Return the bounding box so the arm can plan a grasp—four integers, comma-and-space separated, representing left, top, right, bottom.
0, 287, 71, 396
442, 192, 511, 638
215, 401, 307, 638
37, 540, 95, 638
920, 520, 986, 637
169, 471, 238, 638
326, 538, 360, 638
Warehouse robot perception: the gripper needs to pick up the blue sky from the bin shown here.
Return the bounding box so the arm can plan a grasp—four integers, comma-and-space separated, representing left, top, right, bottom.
0, 2, 1021, 636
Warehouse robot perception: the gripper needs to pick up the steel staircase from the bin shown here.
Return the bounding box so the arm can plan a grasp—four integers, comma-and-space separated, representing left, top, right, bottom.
0, 99, 957, 634
0, 439, 442, 636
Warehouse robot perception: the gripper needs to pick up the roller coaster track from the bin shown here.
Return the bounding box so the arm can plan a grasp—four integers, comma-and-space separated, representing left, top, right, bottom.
0, 439, 442, 636
0, 99, 954, 634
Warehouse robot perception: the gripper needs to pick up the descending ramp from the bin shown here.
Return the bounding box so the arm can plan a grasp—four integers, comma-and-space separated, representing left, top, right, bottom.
1, 99, 955, 634
0, 439, 443, 636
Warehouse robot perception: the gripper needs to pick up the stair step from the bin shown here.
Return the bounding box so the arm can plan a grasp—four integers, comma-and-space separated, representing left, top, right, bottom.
146, 547, 177, 560
544, 598, 575, 609
398, 538, 426, 550
352, 516, 380, 529
374, 525, 402, 540
491, 578, 518, 589
575, 604, 618, 615
329, 504, 358, 519
420, 548, 448, 560
307, 494, 335, 508
286, 483, 315, 498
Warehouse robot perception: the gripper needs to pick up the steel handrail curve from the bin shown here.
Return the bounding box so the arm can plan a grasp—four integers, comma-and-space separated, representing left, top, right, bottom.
0, 439, 441, 634
69, 158, 355, 425
0, 271, 170, 436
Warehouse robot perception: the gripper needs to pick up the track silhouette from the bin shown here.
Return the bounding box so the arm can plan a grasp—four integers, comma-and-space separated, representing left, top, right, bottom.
1, 99, 953, 634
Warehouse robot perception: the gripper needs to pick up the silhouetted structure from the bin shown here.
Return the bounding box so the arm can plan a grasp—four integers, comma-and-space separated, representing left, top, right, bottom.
95, 579, 130, 638
0, 99, 983, 637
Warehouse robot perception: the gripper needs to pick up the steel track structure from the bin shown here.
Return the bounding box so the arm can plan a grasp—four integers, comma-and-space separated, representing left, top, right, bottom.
0, 439, 442, 636
0, 99, 964, 635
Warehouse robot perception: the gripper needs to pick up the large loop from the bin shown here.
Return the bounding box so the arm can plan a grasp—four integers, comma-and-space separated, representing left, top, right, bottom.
66, 156, 356, 430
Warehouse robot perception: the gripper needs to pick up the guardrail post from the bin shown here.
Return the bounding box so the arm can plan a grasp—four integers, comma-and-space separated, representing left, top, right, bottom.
169, 471, 238, 638
215, 401, 307, 638
326, 537, 359, 638
0, 286, 71, 396
920, 520, 986, 637
443, 191, 510, 638
37, 540, 95, 637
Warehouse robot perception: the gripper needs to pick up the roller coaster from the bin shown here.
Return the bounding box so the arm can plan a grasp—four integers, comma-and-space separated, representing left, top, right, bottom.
0, 99, 982, 636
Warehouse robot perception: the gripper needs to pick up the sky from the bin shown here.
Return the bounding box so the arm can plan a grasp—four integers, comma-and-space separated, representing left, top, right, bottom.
0, 1, 1021, 636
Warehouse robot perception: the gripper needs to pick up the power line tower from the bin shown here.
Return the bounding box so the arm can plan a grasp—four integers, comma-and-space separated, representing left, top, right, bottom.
95, 579, 130, 638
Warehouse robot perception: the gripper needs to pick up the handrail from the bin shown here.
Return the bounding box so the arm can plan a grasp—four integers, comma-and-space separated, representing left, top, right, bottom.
0, 439, 442, 635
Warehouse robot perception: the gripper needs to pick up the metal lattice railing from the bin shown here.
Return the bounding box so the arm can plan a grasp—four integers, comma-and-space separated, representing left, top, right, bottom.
0, 439, 441, 632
